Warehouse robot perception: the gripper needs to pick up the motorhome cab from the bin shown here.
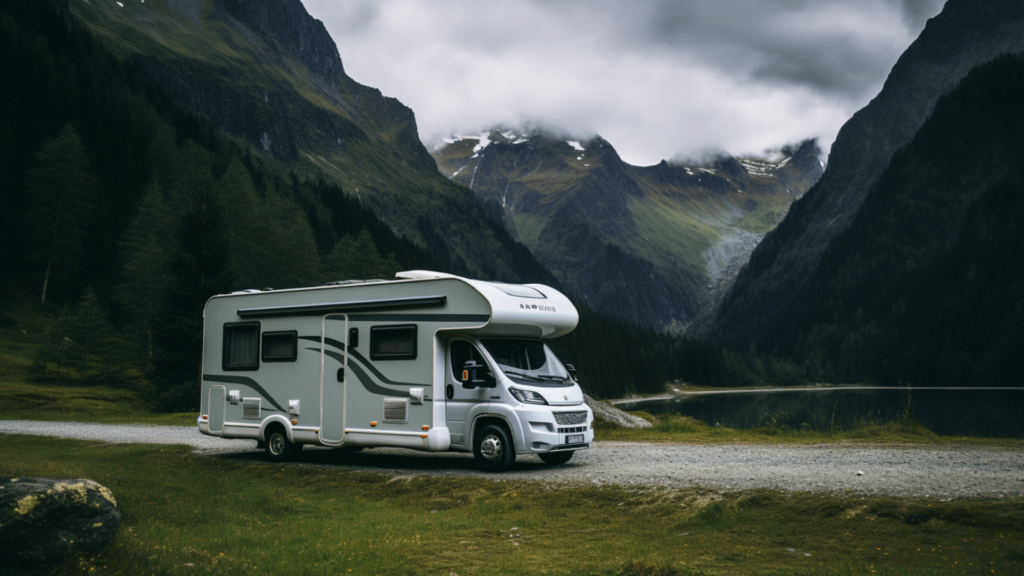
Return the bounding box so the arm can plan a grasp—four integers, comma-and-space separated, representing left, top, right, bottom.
197, 270, 593, 472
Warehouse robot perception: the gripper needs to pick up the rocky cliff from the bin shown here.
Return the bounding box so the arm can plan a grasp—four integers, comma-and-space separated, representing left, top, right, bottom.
706, 0, 1024, 341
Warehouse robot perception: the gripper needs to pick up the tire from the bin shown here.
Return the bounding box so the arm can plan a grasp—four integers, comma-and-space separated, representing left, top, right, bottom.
264, 425, 301, 462
539, 450, 574, 465
473, 424, 516, 472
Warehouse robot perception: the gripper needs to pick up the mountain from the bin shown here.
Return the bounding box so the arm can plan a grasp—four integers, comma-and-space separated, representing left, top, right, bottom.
66, 0, 547, 282
706, 0, 1024, 341
752, 54, 1024, 386
431, 130, 823, 328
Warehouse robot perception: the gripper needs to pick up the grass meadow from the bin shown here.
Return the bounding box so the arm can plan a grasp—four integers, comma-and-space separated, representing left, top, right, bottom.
2, 434, 1022, 576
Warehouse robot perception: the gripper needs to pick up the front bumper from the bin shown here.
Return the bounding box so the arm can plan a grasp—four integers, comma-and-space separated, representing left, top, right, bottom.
515, 406, 594, 453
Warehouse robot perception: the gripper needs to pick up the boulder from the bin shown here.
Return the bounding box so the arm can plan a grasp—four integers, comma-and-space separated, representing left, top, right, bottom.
0, 478, 122, 567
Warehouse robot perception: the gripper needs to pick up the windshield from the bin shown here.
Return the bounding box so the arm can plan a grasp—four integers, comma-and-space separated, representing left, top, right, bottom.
480, 339, 571, 387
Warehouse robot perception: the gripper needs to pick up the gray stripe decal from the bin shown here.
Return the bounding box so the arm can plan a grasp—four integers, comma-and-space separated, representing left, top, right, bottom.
299, 336, 424, 387
202, 374, 287, 413
311, 347, 426, 398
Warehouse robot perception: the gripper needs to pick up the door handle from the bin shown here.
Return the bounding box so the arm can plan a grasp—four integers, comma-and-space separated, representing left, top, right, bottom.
337, 367, 344, 382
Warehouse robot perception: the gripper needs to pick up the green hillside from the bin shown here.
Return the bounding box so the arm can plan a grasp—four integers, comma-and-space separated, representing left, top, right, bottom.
432, 131, 823, 327
66, 0, 549, 282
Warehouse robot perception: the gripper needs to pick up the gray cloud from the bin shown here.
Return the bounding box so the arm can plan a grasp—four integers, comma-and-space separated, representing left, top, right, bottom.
304, 0, 944, 165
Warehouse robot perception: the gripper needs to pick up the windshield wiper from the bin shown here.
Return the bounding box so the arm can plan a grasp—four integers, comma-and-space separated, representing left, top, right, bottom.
502, 370, 547, 383
531, 374, 569, 382
502, 370, 567, 383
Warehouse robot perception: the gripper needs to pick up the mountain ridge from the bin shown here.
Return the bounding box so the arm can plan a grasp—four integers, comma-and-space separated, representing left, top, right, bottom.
432, 129, 822, 327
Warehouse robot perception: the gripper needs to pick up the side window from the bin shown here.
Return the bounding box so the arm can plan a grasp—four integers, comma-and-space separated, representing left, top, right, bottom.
223, 322, 260, 371
370, 324, 417, 360
262, 330, 297, 362
448, 340, 493, 381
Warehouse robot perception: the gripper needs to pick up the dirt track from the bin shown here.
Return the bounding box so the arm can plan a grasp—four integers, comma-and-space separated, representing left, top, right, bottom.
3, 420, 1022, 498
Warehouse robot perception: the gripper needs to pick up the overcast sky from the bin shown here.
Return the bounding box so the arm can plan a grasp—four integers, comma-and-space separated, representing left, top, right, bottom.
305, 0, 946, 166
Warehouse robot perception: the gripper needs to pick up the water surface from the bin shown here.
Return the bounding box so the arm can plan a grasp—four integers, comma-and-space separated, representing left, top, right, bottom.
617, 388, 1024, 437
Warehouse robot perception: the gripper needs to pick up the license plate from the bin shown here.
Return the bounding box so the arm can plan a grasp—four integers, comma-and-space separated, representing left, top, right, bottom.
566, 434, 584, 444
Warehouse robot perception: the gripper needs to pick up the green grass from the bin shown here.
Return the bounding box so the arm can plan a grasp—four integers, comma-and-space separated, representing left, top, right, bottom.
594, 412, 1024, 449
2, 434, 1021, 575
0, 380, 194, 426
0, 290, 193, 426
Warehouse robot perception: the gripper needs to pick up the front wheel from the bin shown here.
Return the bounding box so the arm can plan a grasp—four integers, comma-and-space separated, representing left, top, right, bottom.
473, 424, 516, 472
539, 451, 574, 465
264, 426, 302, 462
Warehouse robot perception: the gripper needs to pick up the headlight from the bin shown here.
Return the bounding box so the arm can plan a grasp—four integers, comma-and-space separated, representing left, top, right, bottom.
509, 387, 548, 405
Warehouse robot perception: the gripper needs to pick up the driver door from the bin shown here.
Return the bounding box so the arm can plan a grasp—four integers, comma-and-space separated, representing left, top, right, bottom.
445, 338, 492, 447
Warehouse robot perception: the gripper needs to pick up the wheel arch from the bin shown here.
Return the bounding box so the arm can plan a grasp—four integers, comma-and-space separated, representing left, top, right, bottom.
259, 415, 294, 442
470, 414, 517, 453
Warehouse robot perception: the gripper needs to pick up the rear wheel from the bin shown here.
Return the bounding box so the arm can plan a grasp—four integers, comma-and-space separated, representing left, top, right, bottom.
264, 425, 301, 462
539, 450, 574, 465
473, 424, 516, 472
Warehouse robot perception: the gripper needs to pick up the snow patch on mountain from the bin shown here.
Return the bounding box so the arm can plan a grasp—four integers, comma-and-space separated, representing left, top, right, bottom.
567, 140, 585, 151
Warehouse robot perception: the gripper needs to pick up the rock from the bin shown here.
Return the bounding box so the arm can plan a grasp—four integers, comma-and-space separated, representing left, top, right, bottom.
584, 394, 653, 428
0, 478, 122, 567
856, 471, 864, 476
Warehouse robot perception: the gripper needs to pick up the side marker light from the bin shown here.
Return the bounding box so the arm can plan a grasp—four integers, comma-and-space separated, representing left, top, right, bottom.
421, 425, 430, 431
370, 421, 378, 427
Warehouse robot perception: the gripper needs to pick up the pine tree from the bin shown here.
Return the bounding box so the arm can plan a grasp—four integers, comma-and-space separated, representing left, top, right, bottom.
116, 181, 174, 368
66, 286, 118, 380
21, 124, 95, 306
322, 228, 400, 282
34, 305, 72, 380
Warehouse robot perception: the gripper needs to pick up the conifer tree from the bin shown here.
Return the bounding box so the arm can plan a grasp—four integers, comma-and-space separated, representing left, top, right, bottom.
22, 124, 95, 306
322, 228, 400, 282
116, 181, 174, 367
66, 286, 118, 380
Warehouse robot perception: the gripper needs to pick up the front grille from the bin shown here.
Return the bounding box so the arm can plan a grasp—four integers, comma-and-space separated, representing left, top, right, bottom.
383, 398, 408, 423
242, 398, 261, 419
554, 411, 587, 425
558, 426, 587, 433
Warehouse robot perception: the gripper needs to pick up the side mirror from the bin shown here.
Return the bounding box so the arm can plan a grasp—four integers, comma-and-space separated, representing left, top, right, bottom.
565, 363, 578, 382
461, 360, 496, 388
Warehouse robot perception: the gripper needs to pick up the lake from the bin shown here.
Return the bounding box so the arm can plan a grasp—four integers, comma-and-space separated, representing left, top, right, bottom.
614, 387, 1024, 437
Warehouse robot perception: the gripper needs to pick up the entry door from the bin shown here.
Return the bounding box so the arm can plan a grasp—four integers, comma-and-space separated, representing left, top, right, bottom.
445, 339, 491, 447
320, 315, 348, 444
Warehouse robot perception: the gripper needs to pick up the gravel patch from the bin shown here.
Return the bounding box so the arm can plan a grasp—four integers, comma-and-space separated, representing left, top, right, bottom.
3, 420, 1022, 498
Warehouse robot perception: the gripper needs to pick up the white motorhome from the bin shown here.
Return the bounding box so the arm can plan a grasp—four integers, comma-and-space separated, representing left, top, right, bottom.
197, 270, 593, 472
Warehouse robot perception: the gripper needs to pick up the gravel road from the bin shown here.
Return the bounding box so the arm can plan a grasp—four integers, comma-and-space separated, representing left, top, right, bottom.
3, 420, 1022, 498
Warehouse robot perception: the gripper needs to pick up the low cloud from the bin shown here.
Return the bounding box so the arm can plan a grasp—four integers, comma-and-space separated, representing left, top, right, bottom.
305, 0, 945, 165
